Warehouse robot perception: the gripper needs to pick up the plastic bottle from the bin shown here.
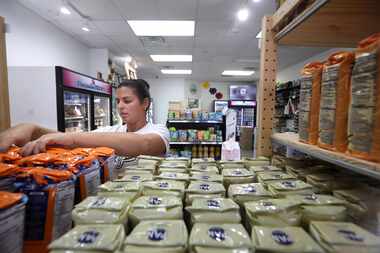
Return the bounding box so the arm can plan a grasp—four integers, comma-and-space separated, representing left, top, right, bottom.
198, 145, 203, 158
203, 146, 209, 158
192, 145, 197, 158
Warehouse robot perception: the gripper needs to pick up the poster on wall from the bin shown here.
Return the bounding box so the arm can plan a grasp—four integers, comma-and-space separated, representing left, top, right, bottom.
188, 97, 200, 109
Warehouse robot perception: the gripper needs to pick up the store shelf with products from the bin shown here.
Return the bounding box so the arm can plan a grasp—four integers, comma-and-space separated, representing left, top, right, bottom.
170, 141, 222, 145
167, 119, 223, 124
272, 132, 380, 180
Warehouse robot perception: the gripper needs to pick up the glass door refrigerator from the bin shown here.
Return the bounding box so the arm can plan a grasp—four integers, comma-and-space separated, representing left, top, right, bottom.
228, 100, 256, 140
56, 66, 113, 132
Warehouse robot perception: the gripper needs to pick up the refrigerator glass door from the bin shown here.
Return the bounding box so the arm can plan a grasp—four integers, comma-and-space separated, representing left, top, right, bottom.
112, 87, 122, 125
94, 96, 110, 129
64, 91, 90, 132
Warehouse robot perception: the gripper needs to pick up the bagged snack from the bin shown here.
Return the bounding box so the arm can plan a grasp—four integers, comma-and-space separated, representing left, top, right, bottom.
190, 165, 219, 175
190, 173, 223, 183
251, 226, 324, 253
0, 146, 22, 163
249, 165, 282, 174
348, 33, 380, 162
155, 172, 189, 186
290, 194, 348, 227
319, 52, 355, 152
162, 157, 190, 167
116, 173, 153, 183
309, 221, 380, 253
142, 180, 185, 199
218, 160, 245, 170
49, 224, 125, 253
267, 180, 315, 197
243, 157, 270, 168
189, 223, 252, 253
72, 196, 130, 229
97, 181, 140, 202
222, 168, 255, 189
90, 147, 117, 182
299, 62, 324, 144
123, 220, 188, 253
228, 183, 272, 206
186, 181, 225, 205
129, 196, 182, 228
257, 172, 296, 186
244, 199, 302, 228
185, 198, 241, 226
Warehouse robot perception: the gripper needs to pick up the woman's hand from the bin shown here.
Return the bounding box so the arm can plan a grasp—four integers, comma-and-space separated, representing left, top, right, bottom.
0, 123, 36, 152
21, 132, 77, 156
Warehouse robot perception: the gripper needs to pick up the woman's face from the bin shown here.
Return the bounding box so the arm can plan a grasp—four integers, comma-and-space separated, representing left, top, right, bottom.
116, 86, 147, 124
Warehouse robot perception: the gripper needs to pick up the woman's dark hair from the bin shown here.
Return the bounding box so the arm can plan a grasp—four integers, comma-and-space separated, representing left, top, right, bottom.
117, 79, 151, 111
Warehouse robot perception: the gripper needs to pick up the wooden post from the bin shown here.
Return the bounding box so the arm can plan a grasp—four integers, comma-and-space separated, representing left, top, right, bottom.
255, 16, 277, 157
0, 16, 10, 131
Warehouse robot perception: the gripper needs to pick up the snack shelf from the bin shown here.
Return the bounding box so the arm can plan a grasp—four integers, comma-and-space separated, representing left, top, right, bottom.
272, 132, 380, 180
167, 120, 223, 124
170, 141, 222, 145
65, 116, 85, 121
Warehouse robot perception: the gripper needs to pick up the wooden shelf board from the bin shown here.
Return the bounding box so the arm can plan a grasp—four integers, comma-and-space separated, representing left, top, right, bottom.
272, 132, 380, 179
274, 0, 380, 47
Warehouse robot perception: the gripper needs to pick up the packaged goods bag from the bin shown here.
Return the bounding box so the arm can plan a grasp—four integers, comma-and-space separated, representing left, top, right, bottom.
0, 146, 22, 163
190, 165, 219, 175
243, 156, 270, 168
251, 226, 324, 253
49, 224, 125, 253
249, 165, 282, 174
0, 192, 27, 253
286, 164, 329, 181
0, 163, 18, 191
116, 173, 153, 183
97, 181, 140, 202
72, 196, 130, 229
221, 168, 255, 189
306, 173, 354, 193
299, 62, 324, 144
228, 183, 272, 206
309, 221, 380, 253
123, 220, 188, 253
221, 139, 241, 161
154, 172, 189, 186
190, 173, 223, 183
257, 171, 296, 187
192, 157, 215, 166
319, 52, 355, 152
244, 199, 302, 228
218, 160, 245, 170
142, 180, 185, 199
74, 160, 102, 203
290, 194, 348, 227
348, 33, 380, 162
189, 223, 252, 253
128, 196, 182, 228
267, 180, 315, 197
185, 181, 225, 205
185, 198, 241, 226
90, 147, 117, 182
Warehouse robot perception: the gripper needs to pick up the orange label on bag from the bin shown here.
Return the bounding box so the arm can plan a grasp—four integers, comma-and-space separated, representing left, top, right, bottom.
0, 191, 23, 209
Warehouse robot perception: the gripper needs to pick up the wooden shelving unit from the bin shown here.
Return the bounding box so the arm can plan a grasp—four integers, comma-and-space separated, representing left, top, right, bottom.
0, 16, 10, 131
255, 0, 380, 178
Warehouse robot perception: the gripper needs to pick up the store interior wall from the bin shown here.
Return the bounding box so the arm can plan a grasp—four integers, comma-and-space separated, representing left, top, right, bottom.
89, 49, 109, 79
0, 0, 90, 75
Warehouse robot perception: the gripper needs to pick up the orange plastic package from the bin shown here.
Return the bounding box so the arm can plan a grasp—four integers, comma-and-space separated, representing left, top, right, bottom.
0, 163, 18, 177
16, 153, 57, 167
90, 147, 116, 182
16, 167, 73, 185
0, 191, 23, 209
299, 62, 324, 145
318, 52, 355, 152
0, 146, 22, 163
348, 33, 380, 162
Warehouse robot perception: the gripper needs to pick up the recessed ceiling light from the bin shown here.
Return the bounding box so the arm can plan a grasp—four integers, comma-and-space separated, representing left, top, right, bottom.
161, 69, 192, 75
253, 0, 261, 2
127, 20, 195, 36
60, 7, 71, 15
237, 8, 249, 22
256, 31, 262, 39
150, 55, 192, 62
81, 27, 90, 32
222, 70, 255, 76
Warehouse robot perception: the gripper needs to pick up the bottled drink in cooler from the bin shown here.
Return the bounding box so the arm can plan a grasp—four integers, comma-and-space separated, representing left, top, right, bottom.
215, 146, 221, 160
203, 146, 208, 158
192, 145, 197, 158
209, 146, 215, 158
198, 145, 203, 158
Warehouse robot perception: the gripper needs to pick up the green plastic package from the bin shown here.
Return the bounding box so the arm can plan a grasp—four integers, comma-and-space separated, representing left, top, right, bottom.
190, 165, 220, 175
189, 223, 252, 253
123, 220, 188, 253
257, 172, 297, 187
155, 172, 190, 186
49, 224, 125, 253
251, 226, 324, 253
129, 196, 183, 228
249, 165, 283, 174
227, 183, 273, 206
290, 194, 348, 227
72, 196, 130, 227
192, 158, 216, 165
116, 173, 153, 183
267, 180, 315, 196
333, 188, 373, 221
190, 173, 223, 183
218, 160, 245, 170
142, 180, 185, 199
286, 165, 329, 181
222, 168, 255, 189
97, 181, 140, 202
186, 181, 226, 205
185, 198, 241, 226
243, 157, 271, 168
244, 198, 302, 228
309, 221, 380, 253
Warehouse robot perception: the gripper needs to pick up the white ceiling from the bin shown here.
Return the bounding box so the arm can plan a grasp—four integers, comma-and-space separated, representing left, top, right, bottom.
17, 0, 327, 81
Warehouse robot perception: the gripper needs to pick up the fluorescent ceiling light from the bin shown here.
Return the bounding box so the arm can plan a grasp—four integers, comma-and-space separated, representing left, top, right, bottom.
124, 56, 132, 63
127, 20, 195, 36
256, 31, 262, 39
253, 0, 261, 2
150, 55, 192, 62
222, 70, 255, 76
161, 69, 192, 75
237, 8, 249, 22
60, 7, 71, 15
81, 27, 90, 32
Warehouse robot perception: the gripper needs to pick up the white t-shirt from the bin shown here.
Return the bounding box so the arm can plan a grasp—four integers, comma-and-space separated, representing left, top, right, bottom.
93, 123, 170, 155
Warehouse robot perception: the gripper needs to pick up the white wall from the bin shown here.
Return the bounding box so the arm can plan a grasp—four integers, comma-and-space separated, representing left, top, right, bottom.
89, 49, 109, 79
277, 48, 354, 82
145, 78, 186, 124
0, 0, 90, 75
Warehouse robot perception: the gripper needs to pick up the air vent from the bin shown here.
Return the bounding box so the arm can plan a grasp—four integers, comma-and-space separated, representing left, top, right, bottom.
140, 36, 166, 47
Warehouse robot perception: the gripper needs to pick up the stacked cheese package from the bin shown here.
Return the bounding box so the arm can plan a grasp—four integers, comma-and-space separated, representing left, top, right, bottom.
46, 154, 380, 253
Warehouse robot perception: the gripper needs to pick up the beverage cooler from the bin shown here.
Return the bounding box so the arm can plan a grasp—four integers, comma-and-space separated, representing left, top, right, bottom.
228, 100, 256, 140
56, 66, 112, 132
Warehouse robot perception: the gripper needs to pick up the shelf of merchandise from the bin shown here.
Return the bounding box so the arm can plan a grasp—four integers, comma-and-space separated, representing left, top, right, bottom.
272, 132, 380, 180
170, 141, 222, 145
65, 116, 85, 121
255, 0, 380, 160
64, 103, 84, 106
167, 120, 223, 124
